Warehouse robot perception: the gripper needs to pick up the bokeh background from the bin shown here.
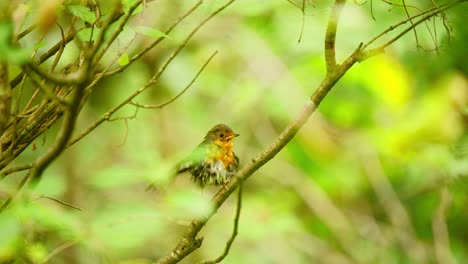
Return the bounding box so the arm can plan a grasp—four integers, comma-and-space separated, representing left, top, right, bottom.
0, 0, 467, 263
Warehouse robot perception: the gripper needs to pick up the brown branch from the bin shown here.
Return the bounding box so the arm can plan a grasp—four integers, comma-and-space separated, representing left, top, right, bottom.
40, 240, 79, 264
130, 50, 218, 109
324, 0, 346, 73
1, 163, 32, 179
401, 0, 420, 50
197, 183, 243, 264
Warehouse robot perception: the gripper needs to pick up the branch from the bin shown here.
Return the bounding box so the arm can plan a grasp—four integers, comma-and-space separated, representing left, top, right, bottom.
197, 183, 242, 264
130, 50, 218, 109
324, 0, 346, 73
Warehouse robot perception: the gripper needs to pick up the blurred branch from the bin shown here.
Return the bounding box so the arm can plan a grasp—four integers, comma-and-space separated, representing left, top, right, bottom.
359, 147, 428, 263
41, 240, 79, 264
34, 195, 83, 211
1, 163, 32, 179
0, 63, 11, 137
432, 187, 455, 264
130, 50, 218, 109
324, 0, 346, 73
198, 183, 242, 264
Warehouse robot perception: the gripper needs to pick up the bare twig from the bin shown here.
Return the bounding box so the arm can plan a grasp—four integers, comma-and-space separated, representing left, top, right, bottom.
401, 0, 420, 51
34, 195, 83, 211
130, 50, 218, 109
40, 240, 80, 264
1, 163, 32, 179
197, 183, 243, 264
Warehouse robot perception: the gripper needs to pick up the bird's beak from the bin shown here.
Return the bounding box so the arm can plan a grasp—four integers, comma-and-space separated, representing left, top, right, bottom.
226, 133, 240, 140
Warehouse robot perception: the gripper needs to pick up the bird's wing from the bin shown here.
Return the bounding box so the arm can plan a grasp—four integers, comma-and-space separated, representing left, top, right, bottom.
176, 141, 211, 174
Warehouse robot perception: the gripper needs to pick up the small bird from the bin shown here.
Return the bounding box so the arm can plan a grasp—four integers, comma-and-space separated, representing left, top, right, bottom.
147, 124, 239, 189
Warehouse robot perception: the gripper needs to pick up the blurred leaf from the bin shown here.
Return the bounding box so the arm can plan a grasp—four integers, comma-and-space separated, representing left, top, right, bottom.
0, 213, 21, 251
26, 243, 48, 264
91, 205, 161, 250
0, 21, 30, 64
90, 166, 143, 188
118, 53, 129, 66
68, 5, 96, 23
132, 26, 170, 39
76, 27, 102, 42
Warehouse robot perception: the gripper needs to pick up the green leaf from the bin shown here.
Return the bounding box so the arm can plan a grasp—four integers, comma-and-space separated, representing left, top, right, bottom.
68, 5, 96, 23
132, 26, 170, 39
117, 53, 129, 66
76, 27, 101, 42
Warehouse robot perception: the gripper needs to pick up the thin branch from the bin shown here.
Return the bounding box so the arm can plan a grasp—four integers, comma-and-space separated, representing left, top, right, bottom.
130, 50, 218, 109
104, 0, 204, 77
40, 240, 79, 264
197, 183, 243, 264
324, 0, 346, 73
34, 195, 83, 211
1, 163, 33, 179
401, 0, 420, 51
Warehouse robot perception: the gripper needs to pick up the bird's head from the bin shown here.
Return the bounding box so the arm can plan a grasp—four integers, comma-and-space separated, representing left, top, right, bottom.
205, 124, 239, 147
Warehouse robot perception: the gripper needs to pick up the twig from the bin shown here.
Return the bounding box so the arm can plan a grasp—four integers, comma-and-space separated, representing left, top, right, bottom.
34, 195, 83, 211
130, 50, 218, 109
1, 164, 32, 179
40, 240, 80, 264
197, 183, 243, 264
401, 0, 420, 51
324, 0, 346, 73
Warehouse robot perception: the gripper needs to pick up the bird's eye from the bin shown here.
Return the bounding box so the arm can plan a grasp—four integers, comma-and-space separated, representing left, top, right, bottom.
219, 133, 225, 138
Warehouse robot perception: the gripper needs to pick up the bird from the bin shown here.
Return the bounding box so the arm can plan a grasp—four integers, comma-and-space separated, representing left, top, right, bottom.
147, 124, 239, 190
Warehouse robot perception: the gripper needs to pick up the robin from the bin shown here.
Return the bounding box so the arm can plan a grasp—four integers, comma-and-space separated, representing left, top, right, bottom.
147, 124, 239, 189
